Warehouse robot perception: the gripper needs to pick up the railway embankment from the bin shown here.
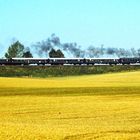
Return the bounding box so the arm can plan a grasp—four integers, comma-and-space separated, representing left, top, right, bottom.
0, 65, 140, 77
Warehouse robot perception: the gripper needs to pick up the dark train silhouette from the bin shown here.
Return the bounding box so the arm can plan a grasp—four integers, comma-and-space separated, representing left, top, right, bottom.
0, 57, 140, 66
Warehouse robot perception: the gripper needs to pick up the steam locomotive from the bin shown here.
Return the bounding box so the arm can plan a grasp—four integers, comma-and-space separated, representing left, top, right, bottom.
0, 57, 140, 65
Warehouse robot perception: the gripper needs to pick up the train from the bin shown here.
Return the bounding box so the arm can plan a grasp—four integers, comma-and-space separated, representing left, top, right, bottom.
0, 57, 140, 66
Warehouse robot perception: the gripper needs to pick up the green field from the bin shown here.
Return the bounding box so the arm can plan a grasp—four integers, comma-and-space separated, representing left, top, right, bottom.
0, 71, 140, 139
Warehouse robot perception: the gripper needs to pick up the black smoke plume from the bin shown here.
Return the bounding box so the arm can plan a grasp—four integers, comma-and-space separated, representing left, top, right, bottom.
33, 34, 140, 58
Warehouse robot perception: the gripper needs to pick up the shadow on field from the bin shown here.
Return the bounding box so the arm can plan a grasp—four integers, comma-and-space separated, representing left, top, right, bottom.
0, 87, 140, 96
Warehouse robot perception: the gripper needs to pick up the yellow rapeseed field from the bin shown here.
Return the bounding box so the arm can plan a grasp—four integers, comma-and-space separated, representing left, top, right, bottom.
0, 71, 140, 88
0, 71, 140, 140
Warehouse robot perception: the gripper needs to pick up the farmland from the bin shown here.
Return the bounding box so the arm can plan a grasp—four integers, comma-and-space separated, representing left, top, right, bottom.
0, 71, 140, 139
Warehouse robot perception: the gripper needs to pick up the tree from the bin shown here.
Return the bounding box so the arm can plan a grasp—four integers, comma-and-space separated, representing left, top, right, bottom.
56, 49, 65, 58
49, 48, 64, 58
22, 47, 33, 58
23, 51, 33, 58
5, 41, 24, 58
49, 48, 56, 58
5, 41, 33, 58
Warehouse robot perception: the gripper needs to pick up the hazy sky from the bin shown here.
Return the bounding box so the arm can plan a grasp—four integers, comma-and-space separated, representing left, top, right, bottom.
0, 0, 140, 55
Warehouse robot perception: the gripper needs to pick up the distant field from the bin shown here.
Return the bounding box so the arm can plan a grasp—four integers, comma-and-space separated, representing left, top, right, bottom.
0, 71, 140, 139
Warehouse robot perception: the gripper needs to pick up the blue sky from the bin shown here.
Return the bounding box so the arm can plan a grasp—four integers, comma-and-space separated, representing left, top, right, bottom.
0, 0, 140, 55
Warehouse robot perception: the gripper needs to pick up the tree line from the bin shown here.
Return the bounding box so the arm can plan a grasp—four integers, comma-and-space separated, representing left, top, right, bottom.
3, 34, 140, 58
4, 40, 64, 58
